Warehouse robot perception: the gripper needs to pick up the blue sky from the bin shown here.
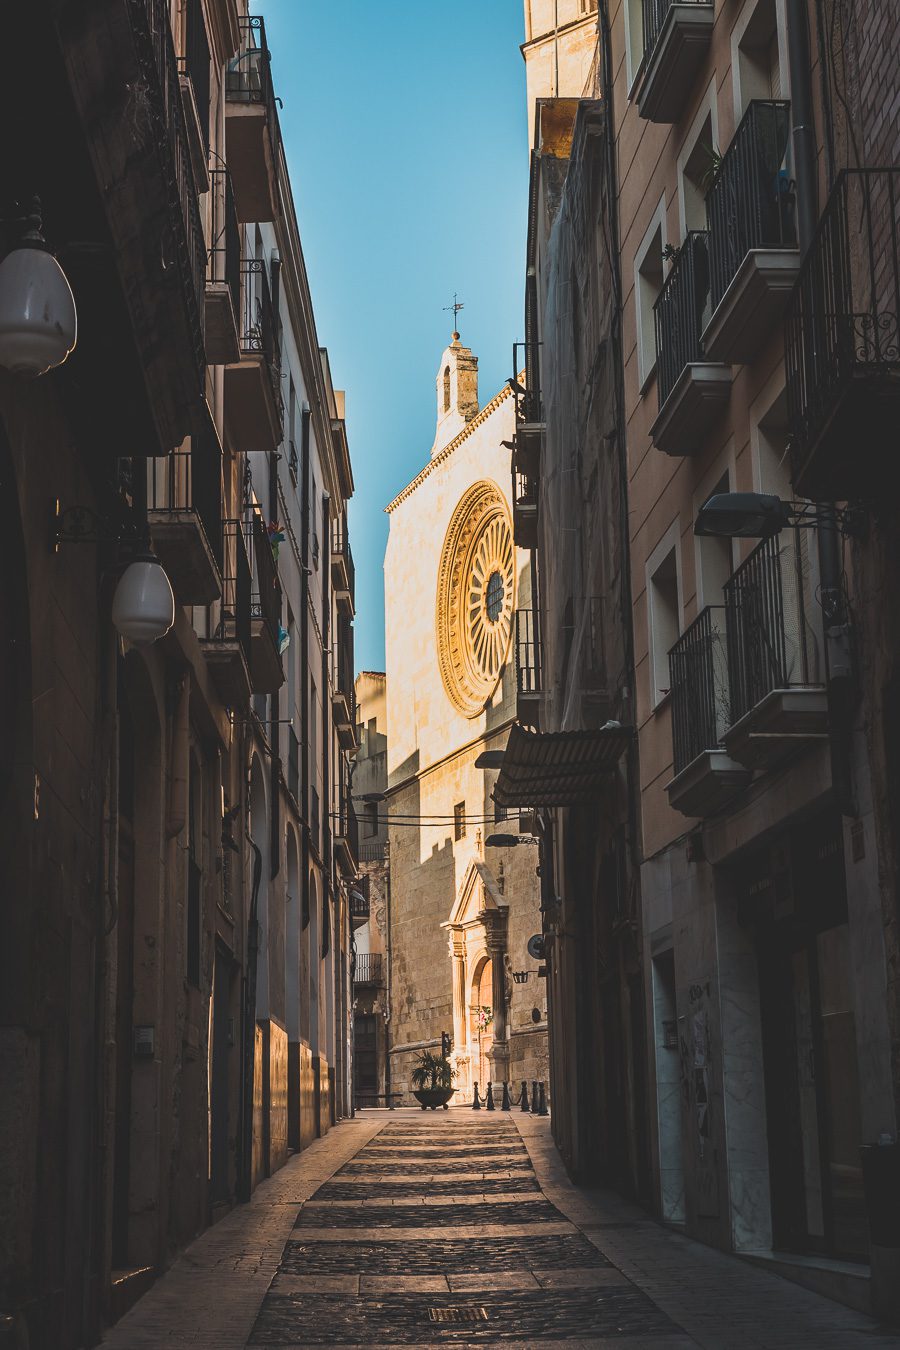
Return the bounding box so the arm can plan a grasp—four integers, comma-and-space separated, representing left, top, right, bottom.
264, 0, 529, 672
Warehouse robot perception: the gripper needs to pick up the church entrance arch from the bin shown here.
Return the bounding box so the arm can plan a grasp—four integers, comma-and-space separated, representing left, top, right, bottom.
470, 956, 494, 1091
444, 859, 509, 1101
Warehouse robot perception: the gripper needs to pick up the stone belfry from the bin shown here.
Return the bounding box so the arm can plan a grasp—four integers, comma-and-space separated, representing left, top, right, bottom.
432, 332, 479, 458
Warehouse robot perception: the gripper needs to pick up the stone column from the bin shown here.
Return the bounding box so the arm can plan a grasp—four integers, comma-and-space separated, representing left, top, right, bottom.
449, 932, 470, 1094
484, 909, 509, 1084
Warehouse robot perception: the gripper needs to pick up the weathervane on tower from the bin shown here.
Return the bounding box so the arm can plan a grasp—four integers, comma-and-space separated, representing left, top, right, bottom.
444, 292, 464, 337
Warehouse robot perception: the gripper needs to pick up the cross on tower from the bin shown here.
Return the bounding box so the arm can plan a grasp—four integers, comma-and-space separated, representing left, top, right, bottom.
444, 292, 464, 334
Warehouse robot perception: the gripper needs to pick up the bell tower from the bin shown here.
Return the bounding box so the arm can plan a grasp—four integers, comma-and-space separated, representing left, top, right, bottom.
432, 333, 479, 458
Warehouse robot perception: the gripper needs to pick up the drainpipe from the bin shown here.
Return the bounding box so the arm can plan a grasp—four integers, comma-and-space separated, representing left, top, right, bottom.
785, 0, 855, 816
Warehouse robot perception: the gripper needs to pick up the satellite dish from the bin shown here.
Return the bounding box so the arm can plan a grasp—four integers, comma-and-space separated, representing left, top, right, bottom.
527, 933, 545, 961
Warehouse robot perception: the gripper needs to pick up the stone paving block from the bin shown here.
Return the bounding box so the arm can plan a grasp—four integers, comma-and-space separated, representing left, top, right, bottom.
446, 1271, 540, 1292
358, 1274, 451, 1294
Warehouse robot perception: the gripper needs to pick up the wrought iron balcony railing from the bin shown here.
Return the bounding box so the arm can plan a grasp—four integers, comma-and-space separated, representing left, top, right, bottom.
642, 0, 710, 65
706, 100, 794, 311
668, 606, 728, 775
226, 14, 280, 160
238, 258, 283, 415
350, 889, 370, 922
139, 0, 207, 379
785, 168, 900, 486
512, 340, 543, 425
245, 508, 282, 641
208, 169, 241, 319
724, 531, 817, 725
515, 608, 543, 698
211, 519, 252, 662
654, 231, 711, 407
332, 517, 356, 601
147, 411, 223, 570
355, 952, 383, 985
336, 613, 355, 700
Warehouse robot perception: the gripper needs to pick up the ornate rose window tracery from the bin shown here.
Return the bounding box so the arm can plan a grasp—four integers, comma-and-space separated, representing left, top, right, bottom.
436, 481, 515, 717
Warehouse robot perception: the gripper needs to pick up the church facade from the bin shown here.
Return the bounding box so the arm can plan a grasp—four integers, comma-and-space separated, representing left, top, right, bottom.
384, 336, 549, 1104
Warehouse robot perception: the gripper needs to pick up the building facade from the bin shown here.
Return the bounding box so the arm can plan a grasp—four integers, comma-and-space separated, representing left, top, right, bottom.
384, 337, 549, 1106
0, 4, 356, 1346
511, 0, 900, 1321
352, 672, 390, 1108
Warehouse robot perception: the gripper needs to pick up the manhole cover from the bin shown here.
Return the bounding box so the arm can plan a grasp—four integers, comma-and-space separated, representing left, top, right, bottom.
428, 1307, 489, 1323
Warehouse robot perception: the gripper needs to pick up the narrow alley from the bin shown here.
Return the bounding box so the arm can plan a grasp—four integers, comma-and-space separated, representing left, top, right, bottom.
101, 1111, 897, 1349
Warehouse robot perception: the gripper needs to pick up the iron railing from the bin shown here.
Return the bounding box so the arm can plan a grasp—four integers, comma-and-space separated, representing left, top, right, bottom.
514, 469, 538, 510
785, 168, 900, 473
245, 508, 282, 642
288, 440, 299, 478
654, 230, 711, 407
208, 168, 240, 320
225, 15, 280, 162
337, 788, 359, 865
706, 100, 794, 311
355, 953, 383, 985
132, 0, 206, 380
512, 340, 543, 424
147, 409, 223, 570
643, 0, 713, 66
288, 727, 300, 802
177, 0, 211, 154
668, 607, 728, 774
358, 841, 388, 863
212, 520, 252, 665
725, 531, 816, 725
332, 517, 356, 600
515, 608, 543, 697
336, 613, 354, 699
238, 258, 283, 415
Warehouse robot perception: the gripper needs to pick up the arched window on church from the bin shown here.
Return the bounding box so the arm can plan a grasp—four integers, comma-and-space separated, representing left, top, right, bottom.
443, 365, 451, 413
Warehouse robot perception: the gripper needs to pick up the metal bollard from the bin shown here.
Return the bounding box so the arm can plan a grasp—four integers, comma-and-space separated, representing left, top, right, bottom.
538, 1081, 548, 1115
501, 1081, 511, 1110
531, 1080, 539, 1114
472, 1083, 481, 1110
486, 1082, 495, 1111
520, 1080, 530, 1112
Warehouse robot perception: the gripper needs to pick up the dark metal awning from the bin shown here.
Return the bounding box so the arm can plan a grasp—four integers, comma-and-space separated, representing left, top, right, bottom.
493, 723, 632, 808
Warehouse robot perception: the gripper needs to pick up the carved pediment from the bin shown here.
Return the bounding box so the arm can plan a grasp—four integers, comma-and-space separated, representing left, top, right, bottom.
446, 859, 508, 929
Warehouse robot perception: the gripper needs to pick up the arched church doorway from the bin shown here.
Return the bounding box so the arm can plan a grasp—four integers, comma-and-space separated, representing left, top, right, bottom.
471, 958, 494, 1091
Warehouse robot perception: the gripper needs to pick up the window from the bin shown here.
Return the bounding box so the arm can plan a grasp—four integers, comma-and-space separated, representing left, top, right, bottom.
646, 529, 682, 708
678, 88, 718, 236
443, 365, 451, 412
696, 470, 734, 607
453, 801, 467, 841
486, 571, 504, 622
733, 0, 783, 117
365, 802, 378, 837
635, 200, 667, 390
624, 0, 645, 87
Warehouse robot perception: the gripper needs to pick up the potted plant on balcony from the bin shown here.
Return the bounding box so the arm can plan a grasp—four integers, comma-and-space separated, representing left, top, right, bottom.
410, 1050, 455, 1110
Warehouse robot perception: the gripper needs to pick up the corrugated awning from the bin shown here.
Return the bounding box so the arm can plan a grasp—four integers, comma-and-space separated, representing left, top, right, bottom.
493, 723, 631, 808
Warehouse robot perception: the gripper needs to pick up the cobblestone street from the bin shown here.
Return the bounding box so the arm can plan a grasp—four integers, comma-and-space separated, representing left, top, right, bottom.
101, 1110, 898, 1348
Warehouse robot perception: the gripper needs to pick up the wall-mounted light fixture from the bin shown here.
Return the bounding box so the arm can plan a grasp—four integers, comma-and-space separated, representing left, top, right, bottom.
694, 492, 863, 540
52, 499, 174, 646
0, 198, 77, 376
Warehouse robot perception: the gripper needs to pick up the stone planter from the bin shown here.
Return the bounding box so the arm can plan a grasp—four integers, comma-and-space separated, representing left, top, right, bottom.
412, 1087, 453, 1110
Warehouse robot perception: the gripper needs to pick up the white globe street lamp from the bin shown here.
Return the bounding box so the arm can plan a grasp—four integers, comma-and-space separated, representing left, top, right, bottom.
0, 199, 77, 377
112, 553, 175, 646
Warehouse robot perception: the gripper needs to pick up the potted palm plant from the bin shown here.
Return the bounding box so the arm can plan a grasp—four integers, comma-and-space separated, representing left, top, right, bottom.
410, 1050, 455, 1109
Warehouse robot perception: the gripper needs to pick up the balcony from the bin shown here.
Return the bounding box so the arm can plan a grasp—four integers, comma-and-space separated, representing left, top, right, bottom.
147, 407, 223, 605
650, 231, 731, 455
335, 793, 359, 881
177, 0, 211, 191
224, 259, 284, 455
200, 520, 252, 707
703, 101, 799, 363
225, 15, 280, 222
350, 886, 370, 928
246, 509, 284, 694
512, 340, 544, 479
355, 953, 383, 986
513, 469, 538, 549
332, 616, 358, 751
786, 168, 900, 499
723, 532, 827, 769
331, 518, 355, 615
288, 727, 300, 804
638, 0, 714, 124
62, 0, 207, 450
205, 169, 241, 365
666, 608, 751, 818
515, 608, 543, 728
